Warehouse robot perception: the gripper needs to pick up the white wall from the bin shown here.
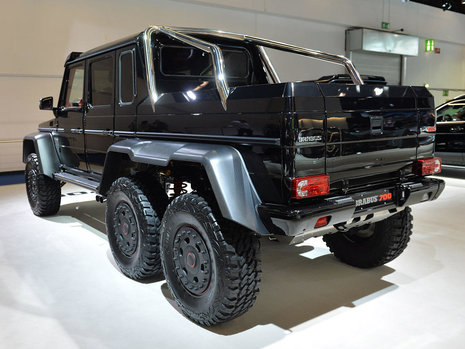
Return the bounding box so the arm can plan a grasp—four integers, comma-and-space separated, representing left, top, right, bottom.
1, 0, 464, 171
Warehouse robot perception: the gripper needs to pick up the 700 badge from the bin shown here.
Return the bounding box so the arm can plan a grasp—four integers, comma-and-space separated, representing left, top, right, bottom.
355, 192, 392, 207
379, 193, 392, 201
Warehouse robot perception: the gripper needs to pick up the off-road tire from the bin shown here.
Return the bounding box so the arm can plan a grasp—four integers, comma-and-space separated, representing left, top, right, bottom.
25, 153, 61, 216
106, 177, 164, 281
323, 207, 413, 268
160, 193, 261, 326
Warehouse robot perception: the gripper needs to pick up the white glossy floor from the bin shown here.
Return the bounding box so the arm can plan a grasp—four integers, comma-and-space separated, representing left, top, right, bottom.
1, 174, 464, 349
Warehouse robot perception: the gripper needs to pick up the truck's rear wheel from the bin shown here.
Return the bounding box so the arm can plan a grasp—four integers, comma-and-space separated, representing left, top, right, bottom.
160, 193, 261, 326
323, 207, 413, 268
25, 153, 61, 216
106, 177, 164, 281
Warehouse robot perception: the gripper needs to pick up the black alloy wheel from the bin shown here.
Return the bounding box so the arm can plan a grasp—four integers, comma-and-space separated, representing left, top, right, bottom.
172, 225, 212, 295
113, 201, 138, 257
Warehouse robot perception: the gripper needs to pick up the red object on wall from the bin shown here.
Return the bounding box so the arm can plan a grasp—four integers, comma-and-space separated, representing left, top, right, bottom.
435, 47, 441, 54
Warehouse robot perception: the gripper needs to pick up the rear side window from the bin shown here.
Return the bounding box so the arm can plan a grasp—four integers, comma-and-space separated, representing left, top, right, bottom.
64, 65, 84, 108
119, 50, 136, 104
90, 57, 113, 106
437, 103, 465, 122
160, 46, 250, 79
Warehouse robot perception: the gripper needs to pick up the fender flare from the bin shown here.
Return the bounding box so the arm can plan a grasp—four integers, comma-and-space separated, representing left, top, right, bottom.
102, 139, 269, 235
23, 132, 60, 177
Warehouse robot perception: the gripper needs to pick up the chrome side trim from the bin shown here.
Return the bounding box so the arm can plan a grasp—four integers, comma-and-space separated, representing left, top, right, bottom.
38, 127, 56, 132
85, 129, 113, 136
142, 26, 364, 114
135, 131, 281, 145
114, 131, 136, 137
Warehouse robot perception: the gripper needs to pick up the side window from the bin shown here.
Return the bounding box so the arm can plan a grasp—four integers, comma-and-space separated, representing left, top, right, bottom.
160, 46, 250, 78
90, 57, 113, 106
437, 103, 465, 122
119, 50, 136, 104
158, 45, 251, 93
64, 65, 84, 108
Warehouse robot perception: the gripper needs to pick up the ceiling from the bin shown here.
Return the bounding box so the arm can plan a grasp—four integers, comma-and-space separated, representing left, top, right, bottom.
411, 0, 465, 15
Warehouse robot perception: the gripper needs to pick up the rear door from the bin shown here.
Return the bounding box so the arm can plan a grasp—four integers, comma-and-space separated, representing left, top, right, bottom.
84, 53, 115, 173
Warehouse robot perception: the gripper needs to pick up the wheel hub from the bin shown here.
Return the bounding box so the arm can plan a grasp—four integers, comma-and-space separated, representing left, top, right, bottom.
114, 202, 138, 257
26, 168, 39, 203
173, 226, 211, 295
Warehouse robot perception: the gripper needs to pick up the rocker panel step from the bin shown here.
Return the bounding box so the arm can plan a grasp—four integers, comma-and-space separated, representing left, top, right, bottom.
54, 172, 100, 191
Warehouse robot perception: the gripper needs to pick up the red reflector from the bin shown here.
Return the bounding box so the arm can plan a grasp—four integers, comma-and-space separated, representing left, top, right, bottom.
291, 174, 330, 199
427, 126, 436, 132
315, 216, 330, 228
413, 157, 442, 176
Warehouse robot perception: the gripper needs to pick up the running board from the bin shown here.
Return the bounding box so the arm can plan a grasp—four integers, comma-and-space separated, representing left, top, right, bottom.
54, 172, 100, 191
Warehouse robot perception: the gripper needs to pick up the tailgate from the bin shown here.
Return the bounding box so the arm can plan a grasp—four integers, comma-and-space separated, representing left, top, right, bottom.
318, 84, 435, 190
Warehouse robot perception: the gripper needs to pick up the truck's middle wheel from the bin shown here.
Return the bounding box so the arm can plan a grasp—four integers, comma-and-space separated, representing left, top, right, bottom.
160, 193, 261, 326
106, 177, 164, 281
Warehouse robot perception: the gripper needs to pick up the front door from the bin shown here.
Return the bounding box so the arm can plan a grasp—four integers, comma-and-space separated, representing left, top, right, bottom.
55, 63, 87, 171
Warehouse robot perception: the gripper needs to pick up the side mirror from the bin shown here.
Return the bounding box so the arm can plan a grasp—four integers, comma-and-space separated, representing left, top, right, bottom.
39, 96, 54, 110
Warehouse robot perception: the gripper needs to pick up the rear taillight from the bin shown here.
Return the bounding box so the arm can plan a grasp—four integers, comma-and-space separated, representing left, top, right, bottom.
291, 174, 330, 199
413, 157, 442, 176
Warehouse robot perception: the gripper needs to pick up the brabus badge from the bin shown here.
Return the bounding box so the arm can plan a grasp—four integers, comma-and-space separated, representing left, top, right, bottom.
298, 135, 322, 143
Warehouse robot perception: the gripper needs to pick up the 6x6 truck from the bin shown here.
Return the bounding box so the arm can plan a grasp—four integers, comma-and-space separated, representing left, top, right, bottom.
24, 26, 445, 326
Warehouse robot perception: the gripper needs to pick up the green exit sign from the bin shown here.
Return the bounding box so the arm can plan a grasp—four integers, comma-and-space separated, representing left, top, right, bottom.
381, 21, 390, 29
425, 39, 435, 52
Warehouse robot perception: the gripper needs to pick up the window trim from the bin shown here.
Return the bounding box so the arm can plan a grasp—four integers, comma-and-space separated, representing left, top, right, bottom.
118, 48, 137, 106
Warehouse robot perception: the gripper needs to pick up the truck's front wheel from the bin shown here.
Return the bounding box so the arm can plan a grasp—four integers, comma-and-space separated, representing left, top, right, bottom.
160, 193, 261, 326
106, 177, 164, 281
323, 207, 413, 268
25, 153, 61, 216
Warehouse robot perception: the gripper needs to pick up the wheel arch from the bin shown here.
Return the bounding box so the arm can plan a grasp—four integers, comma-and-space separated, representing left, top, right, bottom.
23, 133, 60, 177
101, 139, 269, 235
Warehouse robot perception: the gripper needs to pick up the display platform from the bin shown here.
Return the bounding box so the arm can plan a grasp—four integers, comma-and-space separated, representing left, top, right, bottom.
0, 177, 464, 349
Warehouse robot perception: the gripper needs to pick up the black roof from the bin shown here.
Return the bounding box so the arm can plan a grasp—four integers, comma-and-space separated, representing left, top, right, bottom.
65, 27, 255, 66
66, 32, 140, 65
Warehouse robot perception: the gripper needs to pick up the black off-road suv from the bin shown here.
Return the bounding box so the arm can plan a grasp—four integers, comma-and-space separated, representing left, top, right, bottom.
24, 26, 444, 326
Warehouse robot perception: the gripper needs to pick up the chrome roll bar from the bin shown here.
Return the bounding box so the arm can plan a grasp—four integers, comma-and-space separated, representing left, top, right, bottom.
143, 26, 364, 112
143, 26, 230, 111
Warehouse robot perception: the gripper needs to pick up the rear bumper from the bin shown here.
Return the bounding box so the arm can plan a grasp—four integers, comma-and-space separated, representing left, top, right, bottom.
258, 177, 445, 236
